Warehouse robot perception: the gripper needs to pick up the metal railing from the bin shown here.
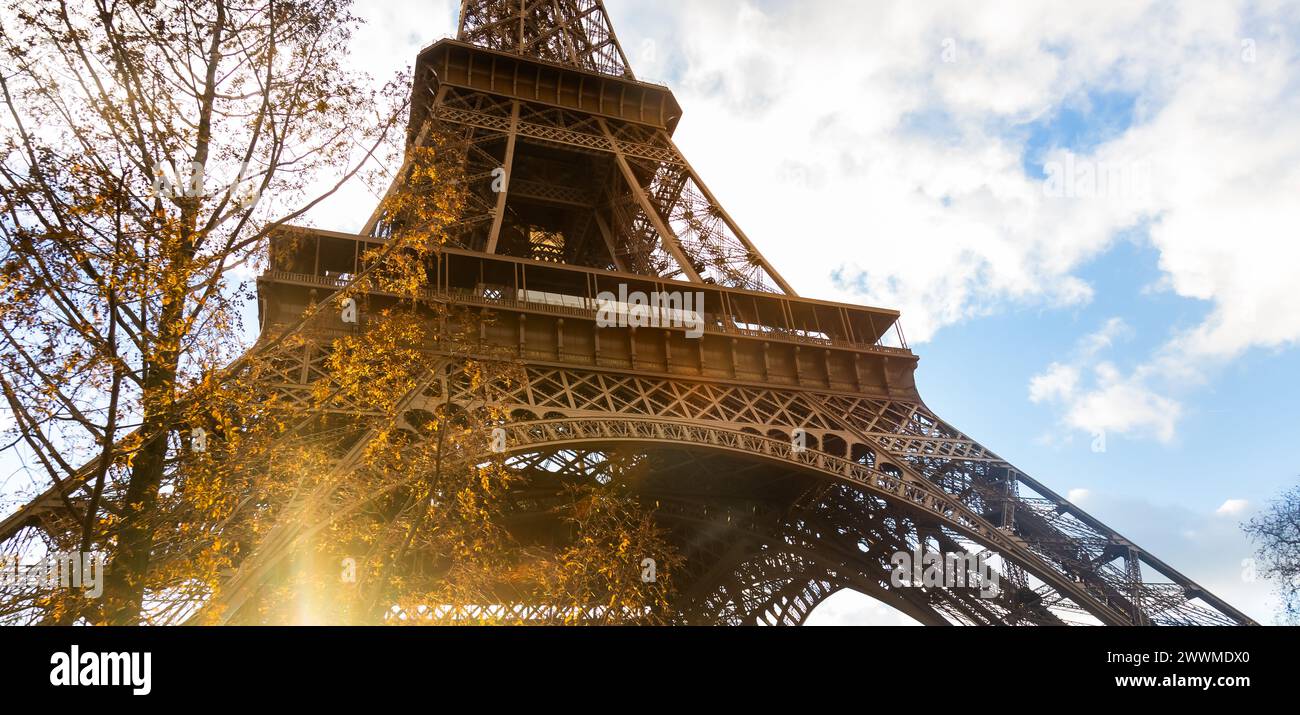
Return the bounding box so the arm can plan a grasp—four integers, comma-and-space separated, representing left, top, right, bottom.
259, 270, 913, 355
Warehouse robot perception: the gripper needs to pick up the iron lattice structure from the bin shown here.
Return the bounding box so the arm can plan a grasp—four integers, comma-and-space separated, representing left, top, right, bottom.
0, 0, 1254, 626
457, 0, 635, 78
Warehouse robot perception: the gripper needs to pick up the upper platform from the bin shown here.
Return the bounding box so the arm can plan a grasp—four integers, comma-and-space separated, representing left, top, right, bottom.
257, 226, 920, 401
410, 39, 684, 141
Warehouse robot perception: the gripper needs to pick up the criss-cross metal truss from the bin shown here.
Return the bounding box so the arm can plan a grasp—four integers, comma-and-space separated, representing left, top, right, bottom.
418, 362, 1254, 625
457, 0, 634, 78
0, 0, 1255, 626
393, 82, 793, 292
390, 10, 797, 294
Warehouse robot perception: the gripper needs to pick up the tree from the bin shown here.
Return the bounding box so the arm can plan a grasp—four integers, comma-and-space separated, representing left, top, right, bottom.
1243, 484, 1300, 624
0, 0, 407, 624
176, 143, 682, 624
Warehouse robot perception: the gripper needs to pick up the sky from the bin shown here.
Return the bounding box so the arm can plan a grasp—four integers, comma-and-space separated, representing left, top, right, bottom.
5, 0, 1298, 625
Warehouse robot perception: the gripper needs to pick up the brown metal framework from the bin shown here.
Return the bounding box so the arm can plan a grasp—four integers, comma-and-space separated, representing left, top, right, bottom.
0, 0, 1254, 626
457, 0, 635, 78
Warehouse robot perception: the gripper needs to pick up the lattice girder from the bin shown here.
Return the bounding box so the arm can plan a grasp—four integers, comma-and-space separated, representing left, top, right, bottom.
458, 0, 634, 78
406, 362, 1253, 626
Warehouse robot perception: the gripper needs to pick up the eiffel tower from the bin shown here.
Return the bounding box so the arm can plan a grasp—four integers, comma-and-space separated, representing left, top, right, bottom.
0, 0, 1253, 626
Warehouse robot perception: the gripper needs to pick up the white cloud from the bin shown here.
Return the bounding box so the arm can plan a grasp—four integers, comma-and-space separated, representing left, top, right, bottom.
1080, 318, 1133, 358
604, 0, 1300, 418
1029, 363, 1079, 404
1060, 363, 1182, 443
1216, 499, 1250, 517
1068, 488, 1091, 504
1125, 53, 1300, 362
609, 1, 1165, 341
1030, 319, 1183, 442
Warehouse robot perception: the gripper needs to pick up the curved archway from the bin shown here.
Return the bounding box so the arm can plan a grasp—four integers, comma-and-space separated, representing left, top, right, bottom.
822, 433, 848, 458
492, 415, 1124, 625
498, 417, 1008, 554
850, 442, 876, 467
